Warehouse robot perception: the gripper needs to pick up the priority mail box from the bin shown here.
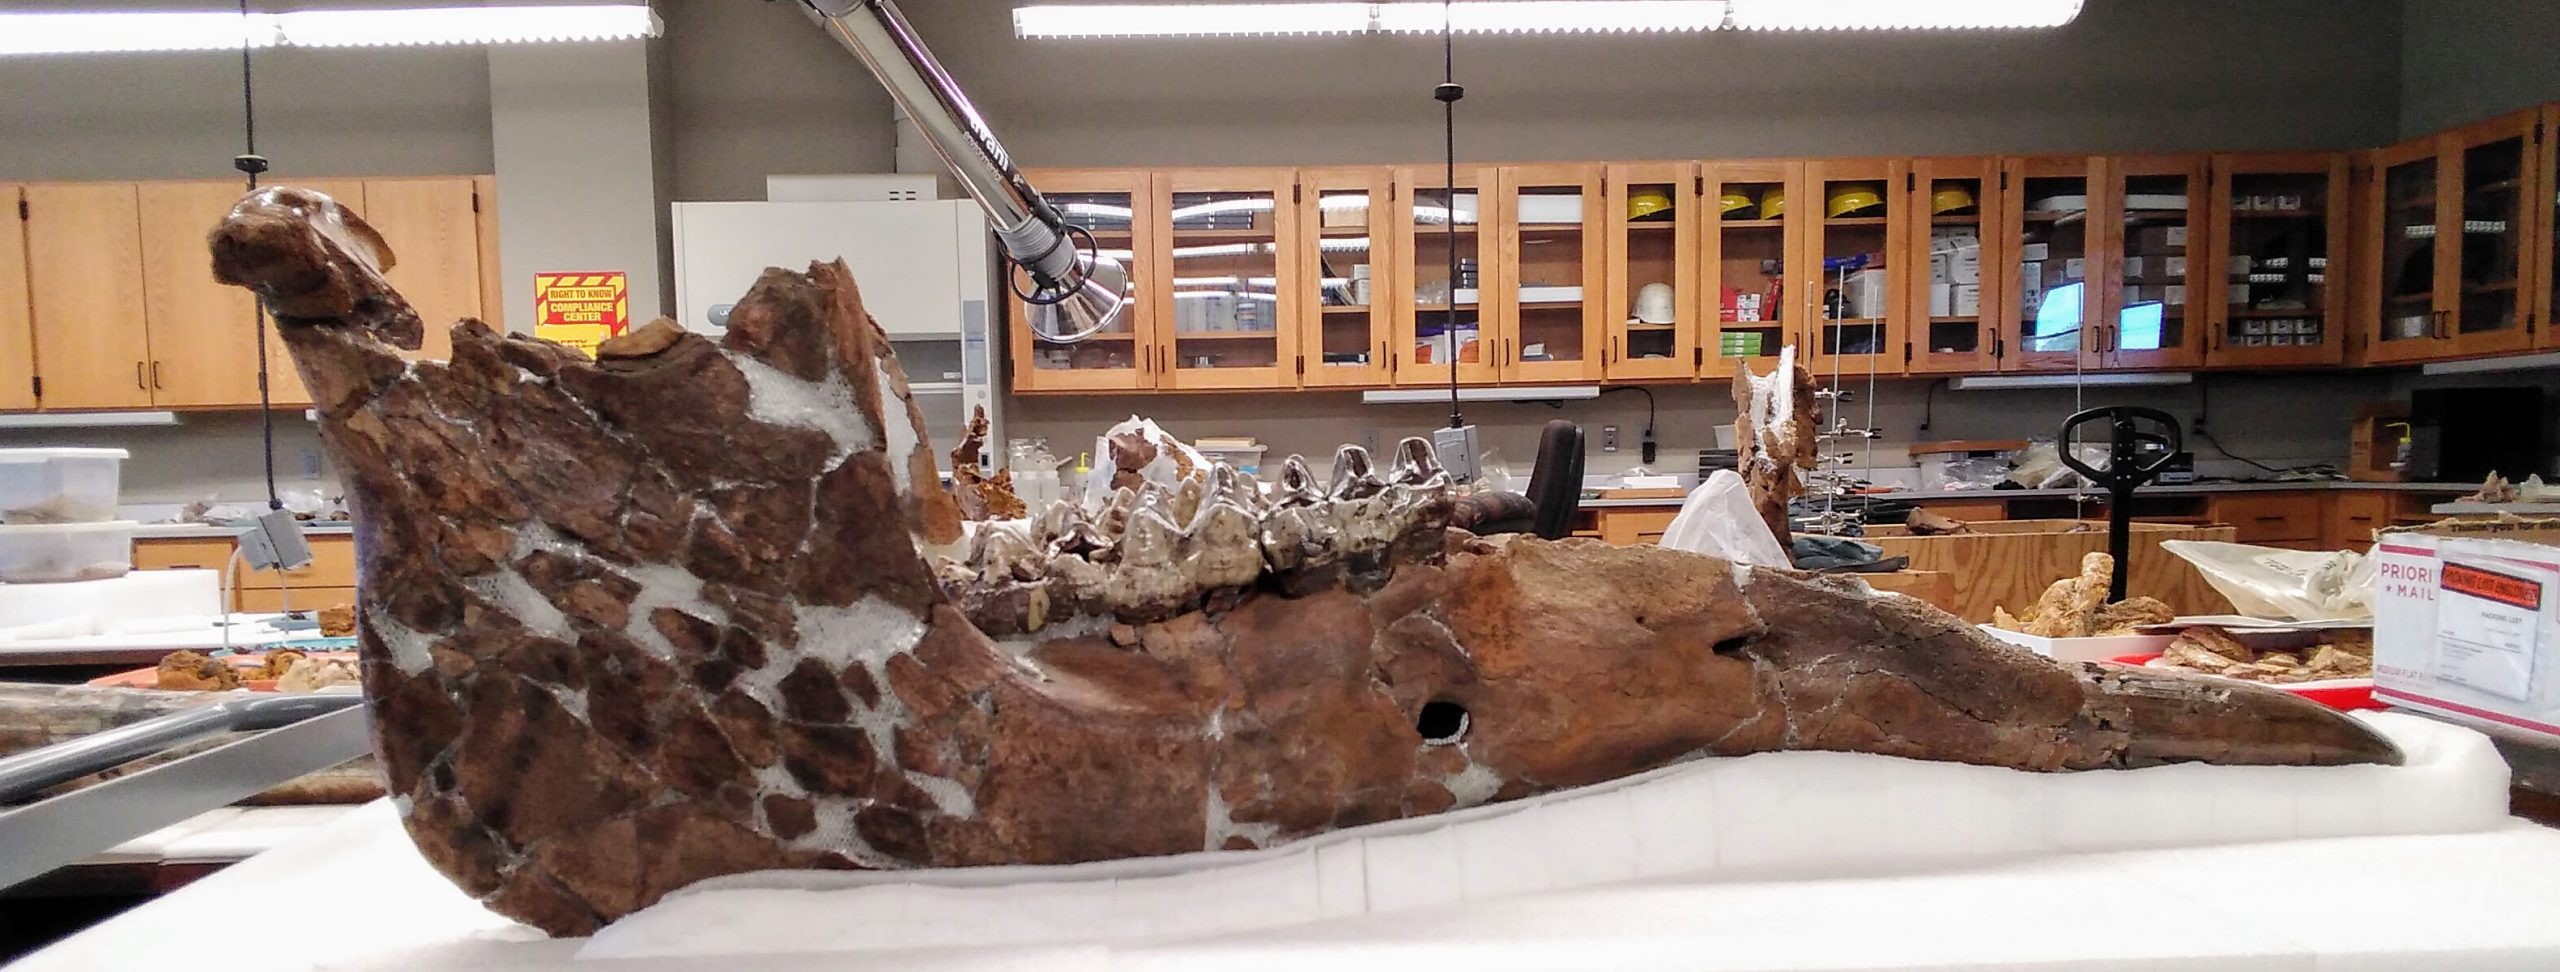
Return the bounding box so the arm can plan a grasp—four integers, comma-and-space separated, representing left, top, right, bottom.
2374, 522, 2560, 741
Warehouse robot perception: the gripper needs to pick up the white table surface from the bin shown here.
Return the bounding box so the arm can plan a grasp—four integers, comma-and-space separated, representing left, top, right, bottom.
17, 798, 2560, 972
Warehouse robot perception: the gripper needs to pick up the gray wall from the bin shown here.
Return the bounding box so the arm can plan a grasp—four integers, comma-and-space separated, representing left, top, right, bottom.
657, 0, 2402, 198
2400, 0, 2560, 137
0, 0, 492, 183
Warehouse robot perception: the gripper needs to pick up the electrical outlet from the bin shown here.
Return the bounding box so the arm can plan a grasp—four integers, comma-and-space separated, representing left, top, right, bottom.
1601, 425, 1620, 453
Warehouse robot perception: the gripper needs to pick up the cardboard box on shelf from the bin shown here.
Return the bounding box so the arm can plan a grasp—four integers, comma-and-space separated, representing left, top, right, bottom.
1950, 283, 1981, 316
1929, 282, 1955, 317
1515, 193, 1583, 225
2373, 524, 2560, 742
1930, 251, 1951, 285
2062, 256, 2086, 281
2127, 285, 2157, 305
2164, 284, 2185, 305
1946, 246, 1981, 285
2229, 255, 2253, 276
2018, 242, 2051, 262
2132, 225, 2187, 251
2020, 273, 2045, 315
1735, 292, 1763, 323
1846, 268, 1890, 319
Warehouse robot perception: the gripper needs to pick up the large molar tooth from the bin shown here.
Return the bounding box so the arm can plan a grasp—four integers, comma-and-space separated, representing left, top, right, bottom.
1275, 455, 1323, 507
1094, 486, 1138, 545
1171, 475, 1206, 526
1181, 497, 1264, 593
1391, 436, 1449, 490
1329, 445, 1385, 501
1105, 506, 1190, 620
972, 522, 1045, 585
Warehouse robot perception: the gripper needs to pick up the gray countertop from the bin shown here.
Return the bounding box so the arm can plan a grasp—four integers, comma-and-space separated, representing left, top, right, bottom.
131, 522, 355, 541
1581, 480, 2479, 509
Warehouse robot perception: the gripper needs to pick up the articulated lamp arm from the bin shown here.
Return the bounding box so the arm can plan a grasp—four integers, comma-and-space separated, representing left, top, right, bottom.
795, 0, 1132, 342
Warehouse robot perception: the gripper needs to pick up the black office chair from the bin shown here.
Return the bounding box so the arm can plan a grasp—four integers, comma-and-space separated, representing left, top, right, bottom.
1458, 420, 1585, 539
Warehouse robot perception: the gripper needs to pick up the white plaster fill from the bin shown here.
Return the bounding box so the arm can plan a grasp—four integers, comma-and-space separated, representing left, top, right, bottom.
872, 358, 920, 493
364, 606, 437, 675
727, 352, 874, 465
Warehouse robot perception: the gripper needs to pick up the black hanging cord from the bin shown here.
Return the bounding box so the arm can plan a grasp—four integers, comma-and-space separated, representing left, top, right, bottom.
236, 0, 281, 512
1599, 385, 1655, 440
1437, 0, 1465, 429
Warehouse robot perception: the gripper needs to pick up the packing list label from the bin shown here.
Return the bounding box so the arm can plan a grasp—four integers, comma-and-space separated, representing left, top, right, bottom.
2436, 560, 2548, 703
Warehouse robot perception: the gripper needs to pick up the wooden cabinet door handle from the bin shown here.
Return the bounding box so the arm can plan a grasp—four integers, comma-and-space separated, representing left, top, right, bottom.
150, 361, 162, 389
134, 362, 145, 390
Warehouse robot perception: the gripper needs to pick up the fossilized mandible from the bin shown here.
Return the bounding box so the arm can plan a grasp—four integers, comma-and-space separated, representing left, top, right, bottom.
210, 186, 2400, 937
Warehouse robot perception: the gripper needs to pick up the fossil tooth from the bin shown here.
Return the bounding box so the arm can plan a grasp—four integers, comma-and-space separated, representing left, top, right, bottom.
1391, 436, 1448, 490
1106, 506, 1190, 621
1330, 445, 1386, 501
1180, 495, 1263, 593
1094, 486, 1138, 545
1171, 474, 1206, 526
1275, 455, 1323, 507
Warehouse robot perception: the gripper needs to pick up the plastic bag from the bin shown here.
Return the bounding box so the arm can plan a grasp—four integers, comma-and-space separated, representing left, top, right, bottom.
2008, 439, 2062, 488
1659, 470, 1792, 568
1940, 456, 2010, 490
2159, 539, 2376, 621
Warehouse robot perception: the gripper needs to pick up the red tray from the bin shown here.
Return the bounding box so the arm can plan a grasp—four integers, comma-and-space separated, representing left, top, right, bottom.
2107, 653, 2380, 711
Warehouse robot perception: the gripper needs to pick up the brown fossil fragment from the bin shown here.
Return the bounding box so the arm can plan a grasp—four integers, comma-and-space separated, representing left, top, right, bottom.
213, 186, 2402, 939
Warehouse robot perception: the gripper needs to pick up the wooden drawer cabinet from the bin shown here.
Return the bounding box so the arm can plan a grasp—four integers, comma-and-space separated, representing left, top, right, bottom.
2206, 492, 2321, 543
1598, 508, 1679, 546
134, 534, 357, 610
2326, 491, 2394, 552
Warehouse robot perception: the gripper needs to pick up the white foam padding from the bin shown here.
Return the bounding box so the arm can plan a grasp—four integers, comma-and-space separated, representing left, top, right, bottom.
0, 567, 221, 632
581, 712, 2511, 961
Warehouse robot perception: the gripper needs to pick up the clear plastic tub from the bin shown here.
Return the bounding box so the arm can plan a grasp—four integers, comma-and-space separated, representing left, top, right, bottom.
0, 448, 129, 524
0, 521, 138, 583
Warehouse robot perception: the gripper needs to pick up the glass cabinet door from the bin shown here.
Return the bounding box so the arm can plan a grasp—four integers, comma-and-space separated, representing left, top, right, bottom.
2206, 154, 2346, 367
2000, 156, 2101, 371
2103, 155, 2206, 369
2542, 104, 2560, 353
1297, 167, 1394, 388
1155, 170, 1296, 390
2367, 139, 2445, 363
1496, 164, 1605, 383
1010, 171, 1152, 392
1394, 165, 1502, 386
1802, 158, 1905, 376
1604, 162, 1697, 381
1700, 160, 1801, 377
1905, 156, 1998, 374
2448, 116, 2536, 357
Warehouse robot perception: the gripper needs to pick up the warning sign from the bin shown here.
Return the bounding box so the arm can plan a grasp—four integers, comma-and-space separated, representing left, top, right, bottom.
533, 271, 630, 357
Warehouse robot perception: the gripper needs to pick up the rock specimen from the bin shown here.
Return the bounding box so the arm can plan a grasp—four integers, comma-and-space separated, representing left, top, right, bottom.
212, 186, 2402, 938
1732, 349, 1820, 548
946, 406, 1025, 521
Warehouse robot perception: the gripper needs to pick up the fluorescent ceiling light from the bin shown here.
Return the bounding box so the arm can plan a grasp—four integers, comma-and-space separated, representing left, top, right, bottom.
1017, 2, 1724, 38
1364, 386, 1601, 404
1014, 1, 2077, 38
1725, 0, 2083, 30
0, 5, 660, 57
1948, 373, 2194, 391
2420, 350, 2560, 375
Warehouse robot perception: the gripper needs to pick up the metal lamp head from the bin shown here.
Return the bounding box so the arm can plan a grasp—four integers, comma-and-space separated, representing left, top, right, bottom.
1028, 248, 1134, 343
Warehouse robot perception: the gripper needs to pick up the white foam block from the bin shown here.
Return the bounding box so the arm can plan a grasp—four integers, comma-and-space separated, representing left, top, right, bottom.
571, 713, 2510, 962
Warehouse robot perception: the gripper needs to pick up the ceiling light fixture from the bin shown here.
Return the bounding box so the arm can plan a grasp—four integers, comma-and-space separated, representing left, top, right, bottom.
1723, 0, 2084, 31
0, 5, 660, 57
1012, 0, 2079, 39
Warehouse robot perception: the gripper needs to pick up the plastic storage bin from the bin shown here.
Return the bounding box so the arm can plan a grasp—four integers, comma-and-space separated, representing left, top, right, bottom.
0, 521, 139, 583
1195, 445, 1267, 477
0, 448, 129, 524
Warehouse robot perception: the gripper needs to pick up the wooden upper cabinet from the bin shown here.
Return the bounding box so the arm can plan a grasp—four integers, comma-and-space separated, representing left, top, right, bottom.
138, 179, 358, 409
1009, 169, 1154, 393
1296, 166, 1396, 389
1799, 157, 1907, 377
0, 187, 37, 411
24, 183, 152, 410
1392, 164, 1502, 387
2204, 153, 2348, 368
1494, 163, 1605, 384
1602, 161, 1699, 382
2443, 110, 2539, 359
1155, 168, 1298, 391
2099, 154, 2208, 370
473, 175, 504, 332
1698, 159, 1801, 380
1998, 155, 2105, 371
2360, 134, 2450, 364
2540, 105, 2560, 351
362, 177, 484, 364
1905, 156, 2001, 375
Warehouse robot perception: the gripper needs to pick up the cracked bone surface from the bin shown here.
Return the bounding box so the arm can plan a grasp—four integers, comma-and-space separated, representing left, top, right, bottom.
211, 186, 2404, 938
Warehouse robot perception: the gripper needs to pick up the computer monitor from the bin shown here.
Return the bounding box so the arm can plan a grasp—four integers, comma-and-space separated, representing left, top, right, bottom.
2030, 282, 2166, 352
2116, 299, 2165, 351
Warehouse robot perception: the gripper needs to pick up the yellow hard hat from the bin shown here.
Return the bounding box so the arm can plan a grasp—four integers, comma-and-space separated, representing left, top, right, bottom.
1825, 182, 1885, 219
1718, 190, 1754, 216
1930, 184, 1978, 215
1757, 186, 1786, 220
1627, 189, 1674, 221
